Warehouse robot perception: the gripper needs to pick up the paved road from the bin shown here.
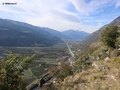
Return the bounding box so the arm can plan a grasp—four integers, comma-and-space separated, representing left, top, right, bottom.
66, 43, 74, 66
66, 43, 74, 57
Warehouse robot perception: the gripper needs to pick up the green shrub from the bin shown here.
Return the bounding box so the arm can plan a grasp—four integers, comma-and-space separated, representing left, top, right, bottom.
100, 26, 119, 48
0, 52, 36, 90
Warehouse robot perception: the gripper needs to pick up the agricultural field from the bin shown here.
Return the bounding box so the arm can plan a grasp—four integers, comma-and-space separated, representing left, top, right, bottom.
0, 43, 70, 84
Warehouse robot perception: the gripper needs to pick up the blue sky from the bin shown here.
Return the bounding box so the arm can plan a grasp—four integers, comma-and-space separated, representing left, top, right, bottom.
0, 0, 120, 33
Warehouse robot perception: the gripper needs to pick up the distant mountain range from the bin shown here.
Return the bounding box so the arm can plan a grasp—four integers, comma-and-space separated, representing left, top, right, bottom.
80, 16, 120, 46
0, 18, 63, 47
62, 30, 89, 41
41, 28, 89, 41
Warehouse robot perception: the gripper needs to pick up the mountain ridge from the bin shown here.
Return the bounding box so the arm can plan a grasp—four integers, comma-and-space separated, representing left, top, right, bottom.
38, 27, 72, 40
0, 18, 63, 47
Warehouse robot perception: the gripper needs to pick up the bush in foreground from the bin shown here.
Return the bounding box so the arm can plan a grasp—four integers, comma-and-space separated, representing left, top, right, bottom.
0, 51, 36, 90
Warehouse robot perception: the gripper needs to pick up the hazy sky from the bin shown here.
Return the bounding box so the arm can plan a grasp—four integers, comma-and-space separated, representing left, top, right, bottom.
0, 0, 120, 33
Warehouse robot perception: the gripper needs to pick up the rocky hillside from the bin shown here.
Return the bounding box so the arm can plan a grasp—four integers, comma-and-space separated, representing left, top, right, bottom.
53, 41, 120, 90
38, 43, 120, 90
50, 24, 120, 90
